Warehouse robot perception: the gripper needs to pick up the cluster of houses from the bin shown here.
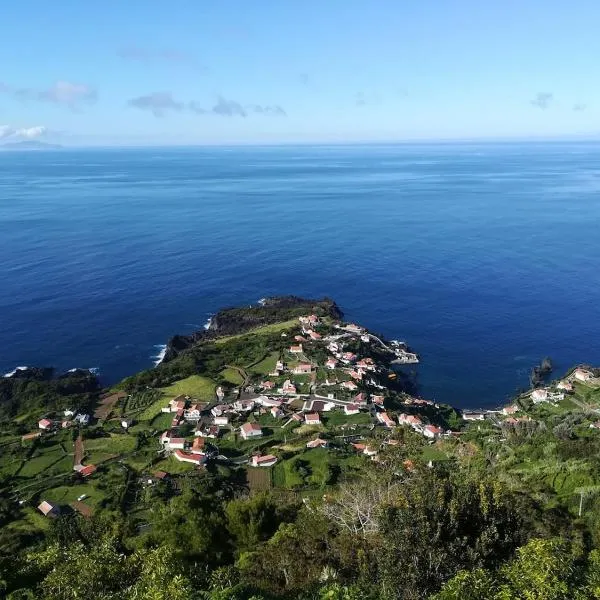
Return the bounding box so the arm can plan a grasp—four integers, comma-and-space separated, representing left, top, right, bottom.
35, 410, 90, 434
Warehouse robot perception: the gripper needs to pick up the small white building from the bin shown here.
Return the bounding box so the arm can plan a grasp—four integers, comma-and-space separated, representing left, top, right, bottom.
305, 413, 321, 426
531, 389, 549, 403
574, 368, 594, 382
74, 414, 90, 426
214, 415, 229, 426
344, 404, 360, 416
240, 422, 263, 440
251, 454, 278, 467
270, 406, 284, 419
462, 412, 486, 421
376, 412, 395, 428
173, 450, 206, 465
159, 431, 186, 450
557, 381, 574, 392
233, 399, 255, 412
423, 425, 443, 439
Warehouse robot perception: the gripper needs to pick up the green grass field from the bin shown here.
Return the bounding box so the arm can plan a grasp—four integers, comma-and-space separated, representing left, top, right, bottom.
84, 434, 137, 464
136, 375, 217, 421
43, 483, 106, 508
248, 351, 280, 375
152, 454, 197, 474
7, 507, 51, 534
220, 367, 245, 385
150, 412, 175, 431
19, 447, 69, 478
273, 448, 334, 489
215, 319, 299, 344
161, 375, 217, 401
322, 410, 372, 428
421, 445, 450, 462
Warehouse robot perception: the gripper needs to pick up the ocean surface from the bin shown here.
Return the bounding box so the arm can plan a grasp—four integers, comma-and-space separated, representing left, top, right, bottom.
1, 142, 599, 408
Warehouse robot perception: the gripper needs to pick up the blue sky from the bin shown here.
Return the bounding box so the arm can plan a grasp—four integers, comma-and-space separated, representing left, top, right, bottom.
1, 1, 598, 145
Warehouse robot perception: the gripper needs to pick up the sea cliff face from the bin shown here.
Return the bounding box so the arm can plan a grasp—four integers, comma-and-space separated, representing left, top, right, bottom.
163, 296, 342, 362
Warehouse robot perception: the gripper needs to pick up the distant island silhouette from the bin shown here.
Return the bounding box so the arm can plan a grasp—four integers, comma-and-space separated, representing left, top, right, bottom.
0, 140, 63, 151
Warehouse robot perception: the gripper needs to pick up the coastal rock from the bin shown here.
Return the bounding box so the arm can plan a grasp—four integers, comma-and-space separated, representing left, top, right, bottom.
4, 367, 54, 381
162, 296, 342, 363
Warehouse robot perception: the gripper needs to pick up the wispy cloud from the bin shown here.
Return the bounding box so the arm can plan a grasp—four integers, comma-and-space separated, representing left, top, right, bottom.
213, 96, 247, 117
573, 103, 587, 112
0, 125, 48, 140
129, 92, 286, 118
128, 92, 184, 117
530, 92, 553, 109
247, 103, 286, 116
299, 73, 310, 86
118, 46, 206, 70
0, 80, 97, 110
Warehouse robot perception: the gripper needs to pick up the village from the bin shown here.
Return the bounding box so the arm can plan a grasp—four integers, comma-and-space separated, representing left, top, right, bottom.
5, 308, 600, 523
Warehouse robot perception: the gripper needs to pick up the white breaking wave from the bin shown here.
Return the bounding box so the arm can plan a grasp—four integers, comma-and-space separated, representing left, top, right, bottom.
152, 345, 167, 366
257, 297, 267, 306
4, 366, 28, 378
67, 367, 100, 374
203, 316, 214, 330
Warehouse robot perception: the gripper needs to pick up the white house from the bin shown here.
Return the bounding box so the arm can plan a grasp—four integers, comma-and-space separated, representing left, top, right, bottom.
38, 418, 53, 430
214, 415, 229, 426
169, 397, 187, 413
74, 414, 90, 426
462, 412, 486, 421
293, 363, 313, 375
173, 450, 206, 465
233, 399, 255, 412
344, 404, 360, 416
240, 422, 263, 440
376, 412, 395, 428
306, 438, 329, 449
423, 425, 443, 439
531, 389, 549, 403
305, 413, 321, 426
574, 368, 594, 382
341, 381, 358, 391
159, 431, 186, 450
398, 414, 423, 430
38, 500, 60, 517
251, 454, 278, 467
270, 406, 284, 419
557, 381, 574, 392
282, 380, 297, 395
211, 404, 228, 417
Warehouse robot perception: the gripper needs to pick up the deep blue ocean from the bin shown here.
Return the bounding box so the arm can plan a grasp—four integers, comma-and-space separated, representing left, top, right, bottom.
1, 143, 599, 408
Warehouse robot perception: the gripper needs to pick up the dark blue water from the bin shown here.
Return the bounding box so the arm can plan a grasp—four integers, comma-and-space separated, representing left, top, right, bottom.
1, 143, 599, 407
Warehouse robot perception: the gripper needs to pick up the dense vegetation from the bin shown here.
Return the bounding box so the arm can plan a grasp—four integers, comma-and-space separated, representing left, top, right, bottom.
2, 299, 600, 599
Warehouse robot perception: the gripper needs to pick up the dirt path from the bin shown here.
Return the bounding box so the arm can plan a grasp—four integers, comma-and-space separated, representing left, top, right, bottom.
94, 391, 127, 421
74, 434, 84, 467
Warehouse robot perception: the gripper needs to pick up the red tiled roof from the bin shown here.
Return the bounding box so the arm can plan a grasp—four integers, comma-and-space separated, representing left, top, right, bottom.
241, 422, 262, 433
254, 454, 277, 464
79, 465, 97, 477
